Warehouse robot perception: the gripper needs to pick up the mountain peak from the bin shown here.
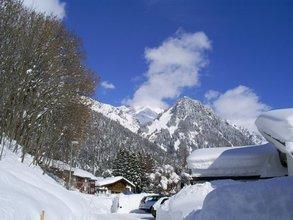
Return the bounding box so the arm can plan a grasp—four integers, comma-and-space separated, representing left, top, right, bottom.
175, 96, 200, 106
142, 97, 256, 155
134, 107, 158, 125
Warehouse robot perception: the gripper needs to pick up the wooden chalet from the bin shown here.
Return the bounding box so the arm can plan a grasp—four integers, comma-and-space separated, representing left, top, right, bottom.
48, 161, 101, 194
47, 161, 136, 194
72, 168, 101, 194
96, 176, 135, 194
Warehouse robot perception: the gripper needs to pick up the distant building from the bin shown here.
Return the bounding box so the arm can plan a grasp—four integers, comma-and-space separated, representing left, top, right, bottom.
48, 161, 101, 194
96, 176, 135, 194
72, 168, 102, 194
47, 161, 135, 194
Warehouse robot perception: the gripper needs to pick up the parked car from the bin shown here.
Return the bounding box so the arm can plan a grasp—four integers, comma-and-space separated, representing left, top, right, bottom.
139, 195, 163, 212
151, 197, 169, 217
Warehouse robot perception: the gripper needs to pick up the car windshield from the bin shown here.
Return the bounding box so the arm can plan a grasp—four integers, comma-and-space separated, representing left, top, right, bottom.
145, 196, 160, 202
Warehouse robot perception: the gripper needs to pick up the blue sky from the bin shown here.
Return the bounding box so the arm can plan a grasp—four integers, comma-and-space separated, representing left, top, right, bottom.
22, 0, 293, 130
62, 0, 293, 109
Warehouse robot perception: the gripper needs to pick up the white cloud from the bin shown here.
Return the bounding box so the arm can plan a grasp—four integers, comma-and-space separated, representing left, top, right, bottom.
205, 85, 270, 132
101, 81, 116, 90
126, 31, 211, 112
204, 90, 220, 101
22, 0, 66, 19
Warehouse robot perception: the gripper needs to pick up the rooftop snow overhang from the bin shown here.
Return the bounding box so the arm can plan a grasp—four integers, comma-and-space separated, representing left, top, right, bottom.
255, 108, 293, 154
187, 144, 287, 178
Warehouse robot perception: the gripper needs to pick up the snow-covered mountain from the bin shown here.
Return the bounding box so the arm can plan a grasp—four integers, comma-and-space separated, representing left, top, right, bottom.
140, 97, 255, 155
88, 98, 141, 133
82, 96, 258, 168
77, 100, 169, 174
86, 97, 158, 132
134, 107, 158, 125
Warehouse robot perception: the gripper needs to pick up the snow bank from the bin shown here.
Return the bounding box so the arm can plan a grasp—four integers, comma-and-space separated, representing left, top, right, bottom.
0, 142, 112, 219
196, 177, 293, 220
157, 180, 237, 220
187, 143, 287, 178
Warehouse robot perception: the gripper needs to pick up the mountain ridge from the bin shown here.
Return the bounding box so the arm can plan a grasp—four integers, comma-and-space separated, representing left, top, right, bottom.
140, 96, 256, 156
81, 96, 260, 170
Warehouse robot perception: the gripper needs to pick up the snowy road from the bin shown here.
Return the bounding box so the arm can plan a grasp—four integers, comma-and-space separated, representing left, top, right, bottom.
93, 193, 154, 219
95, 212, 153, 220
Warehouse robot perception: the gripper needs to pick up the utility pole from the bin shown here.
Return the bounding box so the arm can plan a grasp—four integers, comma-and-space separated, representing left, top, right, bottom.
67, 140, 78, 190
0, 134, 4, 160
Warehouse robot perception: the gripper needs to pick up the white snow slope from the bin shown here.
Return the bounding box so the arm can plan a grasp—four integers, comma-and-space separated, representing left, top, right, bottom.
0, 142, 113, 220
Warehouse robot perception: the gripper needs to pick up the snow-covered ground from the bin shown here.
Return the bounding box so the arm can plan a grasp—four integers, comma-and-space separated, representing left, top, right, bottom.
0, 141, 152, 220
0, 141, 114, 219
94, 193, 154, 219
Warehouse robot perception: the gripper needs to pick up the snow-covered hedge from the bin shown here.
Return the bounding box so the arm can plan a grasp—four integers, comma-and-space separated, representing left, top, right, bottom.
197, 177, 293, 220
157, 177, 293, 220
157, 180, 236, 220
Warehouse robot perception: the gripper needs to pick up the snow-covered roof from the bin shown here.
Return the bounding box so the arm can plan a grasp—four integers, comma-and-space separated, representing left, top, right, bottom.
50, 160, 71, 171
96, 176, 135, 187
73, 168, 102, 181
256, 108, 293, 152
50, 160, 101, 181
187, 143, 287, 178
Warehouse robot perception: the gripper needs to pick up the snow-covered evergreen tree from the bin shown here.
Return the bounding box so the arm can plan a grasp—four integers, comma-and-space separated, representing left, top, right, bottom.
138, 152, 155, 192
112, 148, 142, 191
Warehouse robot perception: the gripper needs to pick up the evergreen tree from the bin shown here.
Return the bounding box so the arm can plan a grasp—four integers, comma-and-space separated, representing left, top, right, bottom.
138, 152, 155, 192
112, 148, 143, 192
112, 148, 130, 177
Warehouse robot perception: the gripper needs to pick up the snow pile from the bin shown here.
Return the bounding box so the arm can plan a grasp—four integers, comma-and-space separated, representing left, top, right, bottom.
0, 142, 113, 219
196, 177, 293, 220
187, 143, 287, 178
256, 108, 293, 152
157, 180, 237, 220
